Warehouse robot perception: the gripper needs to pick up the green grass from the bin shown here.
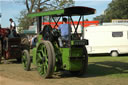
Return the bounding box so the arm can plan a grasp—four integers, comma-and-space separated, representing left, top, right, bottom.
87, 56, 128, 78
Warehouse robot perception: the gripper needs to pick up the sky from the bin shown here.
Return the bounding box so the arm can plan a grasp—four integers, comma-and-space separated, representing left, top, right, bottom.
0, 0, 112, 28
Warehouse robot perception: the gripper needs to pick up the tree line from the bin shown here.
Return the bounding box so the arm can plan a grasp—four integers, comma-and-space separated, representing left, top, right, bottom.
94, 0, 128, 23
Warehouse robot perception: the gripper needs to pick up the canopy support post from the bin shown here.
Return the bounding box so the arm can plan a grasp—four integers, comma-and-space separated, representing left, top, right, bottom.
82, 16, 84, 39
37, 16, 42, 33
52, 16, 61, 28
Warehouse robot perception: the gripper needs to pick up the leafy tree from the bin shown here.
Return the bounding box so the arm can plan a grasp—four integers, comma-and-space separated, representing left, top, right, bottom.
93, 15, 105, 24
18, 10, 33, 30
93, 0, 128, 22
105, 0, 128, 22
17, 0, 74, 30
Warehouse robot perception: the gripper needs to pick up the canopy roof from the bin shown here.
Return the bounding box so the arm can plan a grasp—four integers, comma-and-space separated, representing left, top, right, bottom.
28, 6, 96, 17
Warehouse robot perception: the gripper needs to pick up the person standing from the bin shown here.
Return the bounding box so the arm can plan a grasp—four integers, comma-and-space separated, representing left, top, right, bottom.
9, 18, 17, 37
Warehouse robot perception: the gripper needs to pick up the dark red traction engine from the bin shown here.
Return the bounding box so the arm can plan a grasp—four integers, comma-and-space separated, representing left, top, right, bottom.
0, 28, 29, 62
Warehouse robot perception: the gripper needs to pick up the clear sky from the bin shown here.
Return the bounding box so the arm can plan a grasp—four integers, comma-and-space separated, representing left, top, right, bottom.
0, 0, 112, 28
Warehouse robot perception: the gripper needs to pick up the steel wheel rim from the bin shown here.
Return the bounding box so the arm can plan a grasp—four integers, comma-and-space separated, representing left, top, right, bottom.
37, 43, 48, 76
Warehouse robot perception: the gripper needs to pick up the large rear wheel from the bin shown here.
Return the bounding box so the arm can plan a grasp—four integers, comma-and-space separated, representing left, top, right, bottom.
36, 41, 55, 78
81, 47, 88, 74
46, 41, 56, 72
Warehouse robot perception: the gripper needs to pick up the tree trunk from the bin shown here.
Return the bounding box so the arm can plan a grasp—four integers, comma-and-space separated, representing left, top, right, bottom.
25, 0, 30, 12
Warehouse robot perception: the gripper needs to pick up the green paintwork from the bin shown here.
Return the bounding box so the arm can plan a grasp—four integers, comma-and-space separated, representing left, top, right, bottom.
36, 43, 48, 76
32, 34, 50, 77
29, 6, 92, 77
69, 60, 83, 71
71, 48, 83, 57
32, 34, 85, 71
28, 9, 64, 17
52, 43, 62, 71
32, 47, 37, 65
22, 53, 27, 69
31, 36, 86, 77
28, 6, 96, 17
60, 47, 84, 71
37, 35, 43, 43
61, 48, 82, 71
71, 41, 74, 45
69, 47, 83, 71
61, 48, 70, 70
32, 35, 42, 65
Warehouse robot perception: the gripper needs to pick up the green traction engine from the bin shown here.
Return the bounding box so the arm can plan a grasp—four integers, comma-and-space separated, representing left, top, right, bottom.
22, 6, 96, 78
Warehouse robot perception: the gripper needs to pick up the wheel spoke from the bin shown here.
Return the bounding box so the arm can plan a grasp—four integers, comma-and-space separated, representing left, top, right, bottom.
36, 57, 41, 63
45, 56, 48, 62
41, 45, 47, 56
37, 53, 43, 60
44, 48, 47, 55
43, 65, 47, 74
39, 53, 43, 60
39, 65, 45, 75
38, 67, 42, 74
38, 50, 46, 57
22, 55, 25, 62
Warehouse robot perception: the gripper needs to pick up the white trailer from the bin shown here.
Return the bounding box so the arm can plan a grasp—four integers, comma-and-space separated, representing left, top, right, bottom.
84, 25, 128, 56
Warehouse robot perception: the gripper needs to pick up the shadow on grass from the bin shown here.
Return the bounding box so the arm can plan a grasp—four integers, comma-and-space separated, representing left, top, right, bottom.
58, 61, 128, 78
82, 61, 128, 78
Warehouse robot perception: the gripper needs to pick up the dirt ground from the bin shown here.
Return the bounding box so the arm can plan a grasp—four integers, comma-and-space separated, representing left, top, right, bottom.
0, 60, 128, 85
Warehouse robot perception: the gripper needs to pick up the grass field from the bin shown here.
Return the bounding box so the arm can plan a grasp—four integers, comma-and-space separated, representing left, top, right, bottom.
87, 55, 128, 78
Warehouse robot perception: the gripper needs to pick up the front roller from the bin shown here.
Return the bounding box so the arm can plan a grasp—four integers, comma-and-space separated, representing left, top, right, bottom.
36, 41, 55, 78
80, 47, 88, 74
70, 47, 88, 76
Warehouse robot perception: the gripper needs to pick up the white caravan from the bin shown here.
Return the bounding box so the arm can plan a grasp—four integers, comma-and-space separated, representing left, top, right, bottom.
84, 25, 128, 56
